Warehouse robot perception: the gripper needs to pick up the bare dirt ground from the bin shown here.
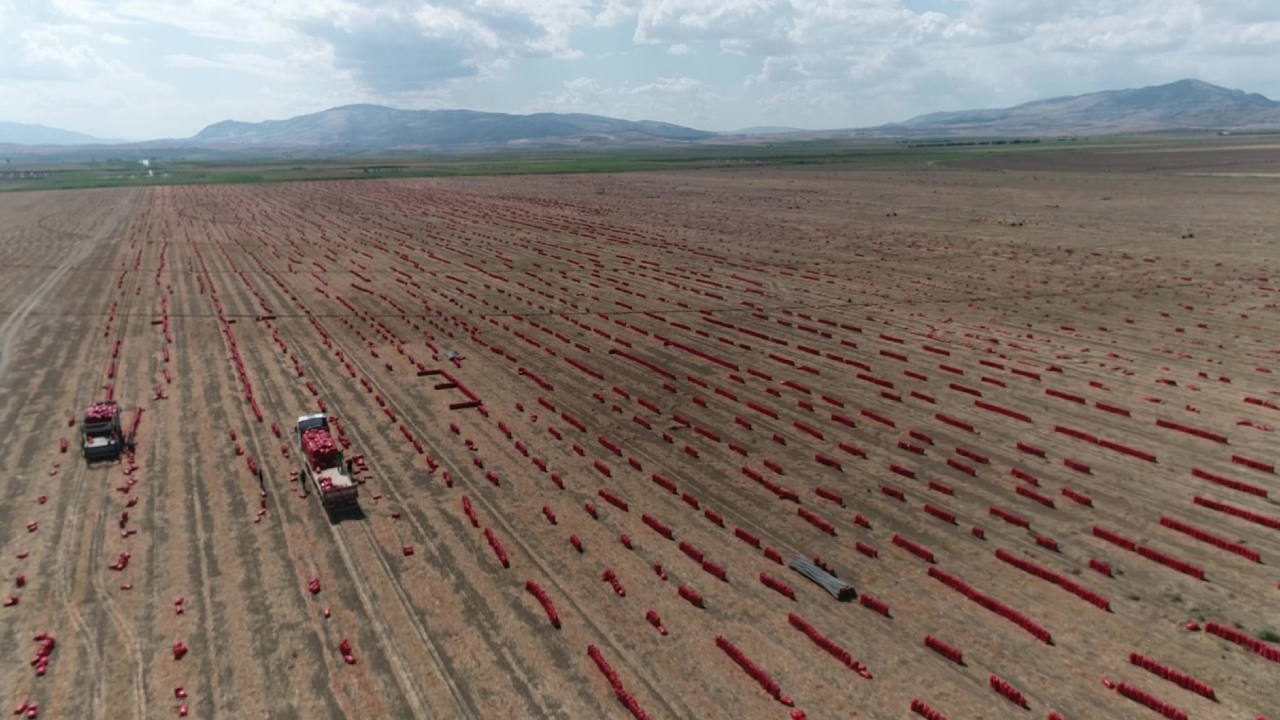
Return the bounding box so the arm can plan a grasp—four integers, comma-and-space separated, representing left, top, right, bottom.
2, 156, 1279, 720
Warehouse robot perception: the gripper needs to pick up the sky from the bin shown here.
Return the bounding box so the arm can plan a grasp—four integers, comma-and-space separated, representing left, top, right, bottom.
1, 0, 1278, 139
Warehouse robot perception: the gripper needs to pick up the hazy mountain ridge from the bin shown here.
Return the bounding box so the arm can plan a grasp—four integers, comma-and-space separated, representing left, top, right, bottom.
191, 105, 716, 148
5, 79, 1280, 162
721, 126, 809, 135
889, 79, 1280, 135
0, 121, 123, 146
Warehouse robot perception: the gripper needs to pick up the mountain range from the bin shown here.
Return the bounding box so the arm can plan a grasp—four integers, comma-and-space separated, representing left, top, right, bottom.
0, 122, 122, 146
3, 79, 1279, 162
721, 126, 810, 135
191, 104, 716, 148
888, 79, 1280, 135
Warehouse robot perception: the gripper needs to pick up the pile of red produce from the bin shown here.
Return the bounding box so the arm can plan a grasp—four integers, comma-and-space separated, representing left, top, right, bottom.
86, 403, 116, 422
302, 428, 339, 470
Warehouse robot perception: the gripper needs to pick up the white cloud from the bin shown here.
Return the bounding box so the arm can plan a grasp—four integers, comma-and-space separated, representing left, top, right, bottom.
745, 55, 805, 85
635, 0, 795, 48
112, 0, 299, 43
164, 52, 296, 80
15, 26, 138, 80
632, 76, 703, 94
595, 0, 638, 27
162, 54, 229, 70
667, 42, 690, 54
524, 74, 723, 127
51, 0, 131, 25
551, 76, 610, 105
524, 76, 622, 116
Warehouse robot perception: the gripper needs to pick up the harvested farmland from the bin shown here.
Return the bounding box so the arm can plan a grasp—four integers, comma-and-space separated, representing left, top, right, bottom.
1, 165, 1278, 720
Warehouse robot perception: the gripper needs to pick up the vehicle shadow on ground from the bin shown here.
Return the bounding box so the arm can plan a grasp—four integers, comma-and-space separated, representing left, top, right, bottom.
326, 505, 367, 525
84, 456, 124, 467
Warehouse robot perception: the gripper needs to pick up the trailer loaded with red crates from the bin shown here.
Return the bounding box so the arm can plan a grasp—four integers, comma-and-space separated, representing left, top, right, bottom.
82, 400, 123, 461
296, 413, 358, 509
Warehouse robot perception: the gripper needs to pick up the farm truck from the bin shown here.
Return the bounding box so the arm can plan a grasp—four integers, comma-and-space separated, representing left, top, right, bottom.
82, 401, 124, 461
296, 414, 359, 509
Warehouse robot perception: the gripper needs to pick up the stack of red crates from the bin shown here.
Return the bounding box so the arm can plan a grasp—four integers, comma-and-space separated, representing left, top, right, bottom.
86, 403, 116, 422
302, 428, 339, 472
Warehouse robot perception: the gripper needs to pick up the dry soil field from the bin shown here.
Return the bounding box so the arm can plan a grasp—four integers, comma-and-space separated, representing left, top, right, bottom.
2, 161, 1279, 720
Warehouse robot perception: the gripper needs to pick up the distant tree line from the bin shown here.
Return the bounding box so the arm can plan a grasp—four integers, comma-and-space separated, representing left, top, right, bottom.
904, 138, 1044, 148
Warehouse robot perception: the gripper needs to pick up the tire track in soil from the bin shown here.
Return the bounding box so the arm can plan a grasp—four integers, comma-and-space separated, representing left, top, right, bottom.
131, 234, 210, 720
152, 189, 238, 720
50, 461, 105, 719
234, 249, 571, 719
198, 212, 446, 720
0, 199, 128, 546
36, 193, 142, 720
143, 226, 238, 720
343, 487, 536, 719
148, 229, 231, 717
235, 233, 445, 717
207, 375, 301, 716
134, 365, 176, 718
308, 351, 579, 720
192, 311, 353, 720
87, 248, 153, 720
289, 339, 575, 718
216, 209, 564, 719
86, 471, 148, 720
238, 315, 471, 720
21, 323, 107, 717
182, 241, 334, 720
323, 525, 434, 720
242, 198, 704, 718
179, 376, 233, 720
297, 316, 695, 720
0, 208, 108, 382
214, 321, 414, 720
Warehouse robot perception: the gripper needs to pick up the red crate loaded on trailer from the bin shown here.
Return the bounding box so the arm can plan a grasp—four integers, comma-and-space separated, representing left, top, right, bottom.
297, 414, 359, 509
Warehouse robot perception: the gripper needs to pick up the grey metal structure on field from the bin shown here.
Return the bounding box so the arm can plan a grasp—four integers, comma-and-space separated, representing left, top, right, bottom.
789, 555, 856, 601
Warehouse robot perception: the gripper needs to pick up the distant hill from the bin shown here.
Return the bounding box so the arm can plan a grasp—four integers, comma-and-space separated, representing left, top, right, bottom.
721, 126, 810, 135
9, 79, 1280, 163
190, 105, 716, 150
0, 121, 122, 146
885, 79, 1280, 136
